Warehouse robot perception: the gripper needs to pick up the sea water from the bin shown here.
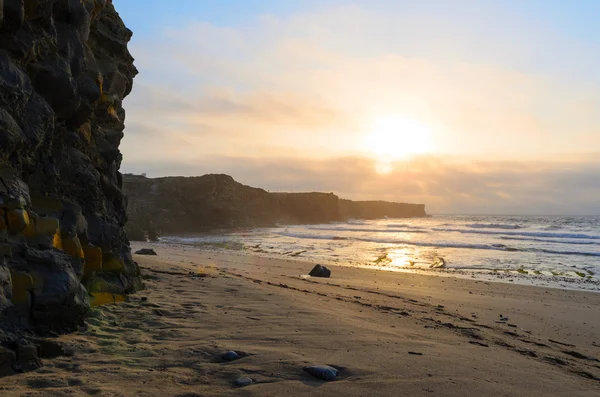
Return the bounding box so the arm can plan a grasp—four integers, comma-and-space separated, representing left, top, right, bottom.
162, 215, 600, 291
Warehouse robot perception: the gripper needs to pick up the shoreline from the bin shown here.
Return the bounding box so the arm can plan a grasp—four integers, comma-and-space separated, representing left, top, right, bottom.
148, 238, 600, 293
131, 241, 600, 355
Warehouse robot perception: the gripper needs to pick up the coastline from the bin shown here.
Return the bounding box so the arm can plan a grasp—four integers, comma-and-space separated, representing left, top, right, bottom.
131, 241, 600, 348
157, 234, 600, 293
1, 242, 598, 395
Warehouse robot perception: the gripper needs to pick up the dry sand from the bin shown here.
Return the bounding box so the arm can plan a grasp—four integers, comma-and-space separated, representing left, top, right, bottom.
1, 242, 599, 396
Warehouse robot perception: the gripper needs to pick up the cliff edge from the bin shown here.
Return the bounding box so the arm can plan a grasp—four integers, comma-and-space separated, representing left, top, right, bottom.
0, 0, 140, 359
339, 199, 426, 219
123, 174, 341, 236
123, 174, 427, 239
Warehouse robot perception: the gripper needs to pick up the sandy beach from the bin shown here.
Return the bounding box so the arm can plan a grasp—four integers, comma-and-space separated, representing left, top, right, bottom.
1, 242, 599, 396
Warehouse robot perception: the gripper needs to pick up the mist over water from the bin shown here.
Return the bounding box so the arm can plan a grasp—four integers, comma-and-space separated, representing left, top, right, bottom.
163, 215, 600, 291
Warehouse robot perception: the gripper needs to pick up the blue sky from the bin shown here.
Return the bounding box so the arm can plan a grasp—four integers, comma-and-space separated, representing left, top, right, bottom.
117, 0, 600, 34
113, 1, 600, 214
117, 0, 600, 63
115, 0, 600, 86
118, 1, 338, 31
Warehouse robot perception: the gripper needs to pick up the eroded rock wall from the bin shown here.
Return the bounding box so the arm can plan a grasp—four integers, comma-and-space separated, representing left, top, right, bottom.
271, 192, 340, 225
0, 0, 140, 351
124, 174, 344, 237
339, 199, 427, 219
124, 174, 285, 236
123, 174, 427, 239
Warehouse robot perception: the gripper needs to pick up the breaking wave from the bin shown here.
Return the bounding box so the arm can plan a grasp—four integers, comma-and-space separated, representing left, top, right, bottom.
275, 230, 600, 259
306, 226, 427, 234
432, 228, 600, 240
465, 223, 522, 229
500, 236, 600, 245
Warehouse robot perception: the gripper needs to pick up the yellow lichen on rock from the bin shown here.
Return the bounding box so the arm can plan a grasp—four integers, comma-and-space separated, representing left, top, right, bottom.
22, 212, 38, 237
22, 216, 64, 252
83, 245, 103, 277
90, 292, 126, 307
100, 92, 114, 104
52, 232, 63, 250
10, 271, 34, 306
102, 253, 124, 272
7, 209, 30, 234
86, 276, 109, 293
35, 217, 60, 235
79, 123, 92, 144
96, 73, 104, 94
62, 236, 85, 258
107, 105, 120, 121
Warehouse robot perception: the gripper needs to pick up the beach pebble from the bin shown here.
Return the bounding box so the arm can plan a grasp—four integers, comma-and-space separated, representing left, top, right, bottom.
222, 351, 240, 361
234, 376, 253, 387
303, 365, 338, 381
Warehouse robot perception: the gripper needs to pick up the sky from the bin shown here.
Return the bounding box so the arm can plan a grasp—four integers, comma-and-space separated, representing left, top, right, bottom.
113, 0, 600, 214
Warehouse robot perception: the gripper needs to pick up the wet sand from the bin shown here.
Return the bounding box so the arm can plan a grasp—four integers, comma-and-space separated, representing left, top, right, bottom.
1, 242, 599, 396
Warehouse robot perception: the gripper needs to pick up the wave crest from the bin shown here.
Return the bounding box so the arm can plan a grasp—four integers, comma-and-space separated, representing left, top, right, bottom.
465, 223, 522, 230
432, 228, 600, 240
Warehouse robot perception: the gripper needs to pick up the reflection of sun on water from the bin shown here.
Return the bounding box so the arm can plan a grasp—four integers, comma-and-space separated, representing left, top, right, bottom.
387, 248, 417, 268
364, 116, 433, 173
374, 247, 420, 269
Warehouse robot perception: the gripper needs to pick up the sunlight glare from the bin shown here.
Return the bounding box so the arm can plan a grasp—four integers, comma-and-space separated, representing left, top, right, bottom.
364, 116, 433, 173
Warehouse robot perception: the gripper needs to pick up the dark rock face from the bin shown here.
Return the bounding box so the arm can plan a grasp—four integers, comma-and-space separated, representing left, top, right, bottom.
123, 174, 428, 239
0, 0, 140, 369
308, 264, 331, 278
271, 192, 340, 225
339, 199, 426, 219
123, 174, 342, 238
0, 345, 17, 377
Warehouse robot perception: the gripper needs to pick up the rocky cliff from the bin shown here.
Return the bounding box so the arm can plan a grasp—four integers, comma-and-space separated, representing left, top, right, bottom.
0, 0, 140, 364
123, 174, 341, 236
123, 174, 427, 239
339, 199, 426, 219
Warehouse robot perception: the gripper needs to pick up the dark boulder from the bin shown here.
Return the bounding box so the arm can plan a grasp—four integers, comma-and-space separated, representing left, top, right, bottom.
309, 264, 331, 278
135, 248, 157, 256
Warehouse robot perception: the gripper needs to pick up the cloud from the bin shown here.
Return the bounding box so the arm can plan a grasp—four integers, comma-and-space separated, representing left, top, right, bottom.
119, 2, 600, 213
123, 155, 600, 215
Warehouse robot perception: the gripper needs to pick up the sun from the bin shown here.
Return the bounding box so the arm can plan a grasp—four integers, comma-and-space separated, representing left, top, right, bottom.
364, 116, 433, 166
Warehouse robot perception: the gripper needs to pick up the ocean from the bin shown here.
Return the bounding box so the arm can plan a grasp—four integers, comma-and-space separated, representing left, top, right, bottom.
162, 215, 600, 291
